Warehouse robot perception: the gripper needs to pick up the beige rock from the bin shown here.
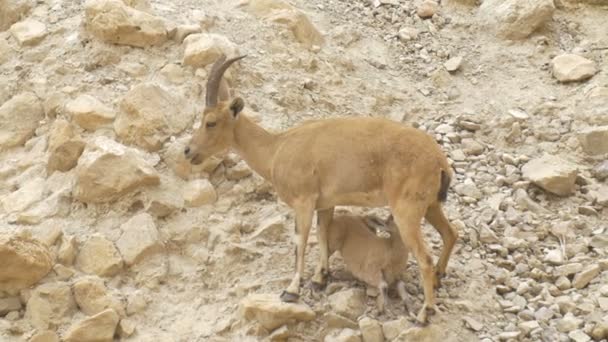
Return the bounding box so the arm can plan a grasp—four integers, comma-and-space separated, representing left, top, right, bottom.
591, 321, 608, 341
145, 177, 184, 217
417, 1, 438, 19
572, 264, 600, 289
53, 264, 75, 281
1, 177, 45, 213
552, 54, 597, 82
173, 24, 201, 43
73, 136, 160, 203
577, 126, 608, 156
160, 63, 186, 84
118, 317, 136, 337
64, 308, 120, 342
325, 328, 362, 342
382, 317, 408, 341
115, 83, 194, 151
328, 289, 366, 321
126, 291, 147, 315
0, 234, 52, 292
247, 0, 324, 48
182, 33, 239, 68
226, 160, 252, 180
10, 19, 46, 45
359, 317, 384, 342
479, 0, 555, 40
16, 188, 72, 225
73, 276, 124, 316
0, 92, 44, 150
116, 213, 163, 266
121, 0, 151, 12
0, 297, 21, 315
47, 119, 85, 173
65, 95, 115, 131
240, 293, 315, 331
75, 235, 123, 277
444, 56, 463, 72
84, 0, 167, 47
183, 179, 217, 207
29, 330, 59, 342
26, 282, 77, 330
521, 154, 578, 196
0, 0, 32, 31
43, 92, 67, 119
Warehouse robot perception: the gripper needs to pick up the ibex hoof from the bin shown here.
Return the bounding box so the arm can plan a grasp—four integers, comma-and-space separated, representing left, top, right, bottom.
310, 280, 327, 292
415, 304, 438, 326
280, 290, 300, 303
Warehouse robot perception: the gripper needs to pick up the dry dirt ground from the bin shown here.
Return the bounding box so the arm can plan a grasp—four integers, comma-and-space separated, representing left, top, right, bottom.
1, 0, 607, 341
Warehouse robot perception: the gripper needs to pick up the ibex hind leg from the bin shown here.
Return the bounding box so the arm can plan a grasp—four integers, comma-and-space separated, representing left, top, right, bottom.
311, 207, 334, 291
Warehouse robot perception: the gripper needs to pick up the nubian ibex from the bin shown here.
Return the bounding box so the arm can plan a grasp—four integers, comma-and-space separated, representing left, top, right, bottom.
184, 54, 458, 324
327, 212, 410, 313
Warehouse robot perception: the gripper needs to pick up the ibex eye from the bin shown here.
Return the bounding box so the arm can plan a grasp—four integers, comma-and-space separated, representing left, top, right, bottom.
206, 122, 217, 128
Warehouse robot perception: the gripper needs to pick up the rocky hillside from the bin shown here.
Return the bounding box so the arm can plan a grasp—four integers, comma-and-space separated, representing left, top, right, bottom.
1, 0, 607, 341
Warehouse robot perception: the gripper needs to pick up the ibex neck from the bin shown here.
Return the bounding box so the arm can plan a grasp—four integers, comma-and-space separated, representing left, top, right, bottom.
232, 114, 277, 181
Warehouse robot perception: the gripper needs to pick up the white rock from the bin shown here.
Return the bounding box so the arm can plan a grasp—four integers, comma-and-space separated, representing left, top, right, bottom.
115, 83, 195, 151
328, 289, 366, 321
417, 1, 438, 19
64, 308, 120, 342
398, 27, 419, 41
382, 317, 408, 341
0, 234, 52, 292
0, 0, 32, 31
444, 56, 463, 72
359, 317, 384, 342
569, 330, 591, 342
73, 136, 160, 203
65, 95, 115, 131
182, 33, 239, 68
9, 19, 46, 45
521, 154, 578, 196
84, 0, 167, 47
57, 235, 78, 265
240, 293, 315, 331
1, 177, 45, 213
479, 0, 555, 40
557, 313, 583, 333
73, 276, 124, 316
116, 213, 163, 266
552, 54, 597, 82
183, 179, 217, 207
75, 235, 123, 277
577, 126, 608, 156
0, 92, 44, 150
26, 282, 77, 330
325, 328, 362, 342
173, 24, 201, 43
145, 177, 184, 218
572, 264, 600, 289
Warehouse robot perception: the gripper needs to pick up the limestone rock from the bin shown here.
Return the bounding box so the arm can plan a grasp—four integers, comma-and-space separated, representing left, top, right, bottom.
359, 317, 384, 342
593, 161, 608, 181
240, 293, 315, 331
577, 126, 608, 156
1, 177, 45, 213
121, 0, 151, 12
0, 92, 44, 150
118, 317, 136, 337
552, 54, 597, 83
572, 264, 600, 289
591, 321, 608, 341
65, 95, 115, 131
29, 330, 59, 342
0, 0, 32, 31
84, 0, 167, 47
57, 236, 77, 265
73, 136, 160, 203
47, 119, 85, 173
182, 33, 239, 68
328, 289, 366, 321
10, 18, 46, 45
73, 276, 124, 316
26, 282, 77, 330
0, 234, 52, 292
325, 328, 362, 342
417, 1, 438, 19
226, 160, 252, 180
115, 83, 195, 151
479, 0, 555, 40
0, 297, 21, 316
521, 154, 578, 196
145, 177, 184, 218
444, 56, 463, 72
382, 317, 408, 341
183, 179, 217, 207
172, 24, 201, 43
75, 235, 123, 277
247, 0, 324, 48
116, 213, 163, 266
64, 308, 119, 342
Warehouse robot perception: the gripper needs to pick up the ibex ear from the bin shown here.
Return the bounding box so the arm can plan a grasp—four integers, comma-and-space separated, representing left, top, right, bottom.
229, 97, 244, 118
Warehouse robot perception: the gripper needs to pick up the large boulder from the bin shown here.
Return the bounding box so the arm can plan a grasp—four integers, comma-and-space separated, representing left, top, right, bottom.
1, 177, 45, 214
479, 0, 555, 40
46, 119, 85, 173
63, 309, 120, 342
9, 18, 46, 45
26, 282, 77, 330
521, 154, 579, 196
0, 92, 44, 150
115, 213, 164, 266
75, 235, 123, 277
577, 126, 608, 156
0, 234, 53, 292
73, 136, 160, 203
0, 0, 32, 31
328, 289, 366, 321
182, 33, 239, 68
115, 83, 195, 151
240, 293, 316, 331
65, 95, 116, 131
245, 0, 324, 48
84, 0, 167, 47
73, 276, 125, 316
552, 54, 597, 83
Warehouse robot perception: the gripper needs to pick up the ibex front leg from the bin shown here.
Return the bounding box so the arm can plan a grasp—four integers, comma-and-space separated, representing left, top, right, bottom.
281, 200, 315, 302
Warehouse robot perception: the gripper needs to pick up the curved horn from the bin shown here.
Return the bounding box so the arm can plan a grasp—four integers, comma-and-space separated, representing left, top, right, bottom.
205, 54, 247, 108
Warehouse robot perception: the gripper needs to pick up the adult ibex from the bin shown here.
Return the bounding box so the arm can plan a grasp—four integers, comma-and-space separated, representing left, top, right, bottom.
184, 54, 458, 324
